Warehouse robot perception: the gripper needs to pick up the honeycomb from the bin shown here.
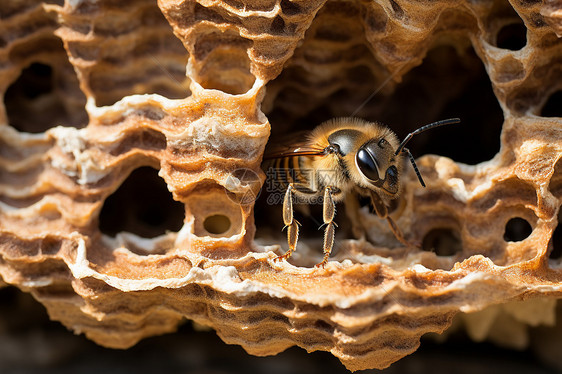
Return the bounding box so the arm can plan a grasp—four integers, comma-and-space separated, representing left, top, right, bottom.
1, 0, 562, 370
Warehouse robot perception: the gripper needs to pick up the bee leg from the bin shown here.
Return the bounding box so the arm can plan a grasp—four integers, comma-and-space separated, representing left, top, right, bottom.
368, 190, 388, 218
276, 220, 300, 262
369, 191, 419, 248
316, 186, 337, 268
388, 215, 422, 248
386, 215, 419, 248
275, 185, 300, 262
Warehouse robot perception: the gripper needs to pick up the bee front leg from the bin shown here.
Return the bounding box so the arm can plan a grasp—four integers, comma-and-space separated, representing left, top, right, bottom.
385, 215, 412, 247
369, 191, 419, 248
275, 185, 300, 262
316, 186, 337, 268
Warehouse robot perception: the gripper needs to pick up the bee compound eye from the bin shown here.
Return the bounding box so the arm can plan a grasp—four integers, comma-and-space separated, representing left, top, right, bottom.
356, 148, 380, 182
386, 165, 398, 186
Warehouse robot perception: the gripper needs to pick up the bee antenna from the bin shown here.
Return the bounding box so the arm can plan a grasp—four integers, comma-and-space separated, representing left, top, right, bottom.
394, 118, 461, 156
395, 118, 460, 188
403, 148, 426, 187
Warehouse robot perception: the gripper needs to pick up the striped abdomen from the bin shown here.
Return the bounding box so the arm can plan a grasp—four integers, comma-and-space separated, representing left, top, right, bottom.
265, 155, 320, 199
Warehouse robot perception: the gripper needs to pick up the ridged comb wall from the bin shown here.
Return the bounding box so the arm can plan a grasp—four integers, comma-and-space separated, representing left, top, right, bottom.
0, 0, 561, 370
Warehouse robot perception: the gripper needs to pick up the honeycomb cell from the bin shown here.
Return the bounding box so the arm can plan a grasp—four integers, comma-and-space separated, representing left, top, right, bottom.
503, 217, 533, 242
64, 2, 190, 107
5, 50, 88, 132
99, 167, 185, 238
422, 227, 463, 256
203, 214, 232, 235
192, 31, 255, 94
496, 22, 527, 51
185, 186, 246, 239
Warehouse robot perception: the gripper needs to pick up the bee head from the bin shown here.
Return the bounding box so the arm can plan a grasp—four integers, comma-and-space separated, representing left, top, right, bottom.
320, 117, 460, 194
326, 127, 400, 195
355, 138, 399, 194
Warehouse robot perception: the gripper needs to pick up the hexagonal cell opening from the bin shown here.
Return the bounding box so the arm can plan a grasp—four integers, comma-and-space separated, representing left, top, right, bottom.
99, 167, 185, 238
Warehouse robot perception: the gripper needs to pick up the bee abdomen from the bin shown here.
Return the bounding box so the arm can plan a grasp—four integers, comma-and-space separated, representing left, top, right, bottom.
268, 156, 318, 196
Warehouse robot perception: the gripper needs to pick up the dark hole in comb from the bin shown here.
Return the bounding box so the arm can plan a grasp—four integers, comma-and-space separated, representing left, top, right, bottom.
5, 59, 87, 133
496, 23, 527, 51
422, 228, 462, 256
503, 217, 532, 242
99, 167, 184, 238
541, 90, 562, 118
549, 213, 562, 260
203, 214, 231, 235
280, 0, 301, 15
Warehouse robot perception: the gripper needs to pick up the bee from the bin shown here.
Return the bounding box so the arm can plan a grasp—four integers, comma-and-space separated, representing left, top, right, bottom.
263, 117, 460, 268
